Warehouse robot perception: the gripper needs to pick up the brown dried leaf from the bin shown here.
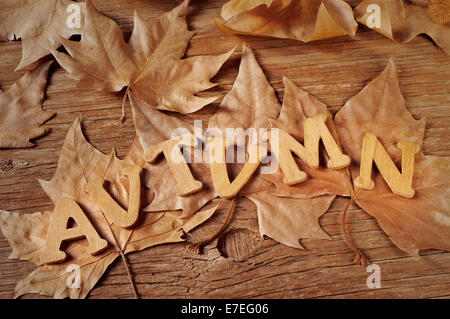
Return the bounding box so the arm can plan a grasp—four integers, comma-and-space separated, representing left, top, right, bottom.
128, 93, 217, 217
208, 43, 278, 195
334, 59, 450, 255
52, 0, 234, 114
0, 210, 50, 266
247, 191, 334, 248
216, 0, 357, 42
14, 241, 118, 299
0, 61, 54, 149
208, 44, 335, 248
355, 0, 450, 55
265, 76, 352, 198
0, 118, 217, 298
334, 59, 426, 164
39, 117, 121, 246
209, 44, 281, 133
124, 207, 218, 254
352, 155, 450, 256
127, 45, 278, 219
0, 0, 85, 70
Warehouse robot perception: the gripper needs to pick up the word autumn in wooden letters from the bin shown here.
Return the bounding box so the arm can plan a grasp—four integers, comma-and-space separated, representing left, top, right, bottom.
41, 113, 419, 264
148, 113, 419, 199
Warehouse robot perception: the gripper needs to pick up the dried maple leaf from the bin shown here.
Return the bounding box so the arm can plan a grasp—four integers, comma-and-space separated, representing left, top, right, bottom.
246, 191, 334, 248
0, 118, 217, 298
128, 93, 217, 217
208, 44, 336, 249
0, 0, 85, 70
355, 0, 450, 55
334, 59, 450, 255
52, 0, 234, 114
127, 44, 274, 216
216, 0, 358, 42
128, 44, 330, 249
261, 57, 448, 256
206, 44, 449, 256
0, 61, 54, 149
127, 40, 448, 258
265, 76, 353, 199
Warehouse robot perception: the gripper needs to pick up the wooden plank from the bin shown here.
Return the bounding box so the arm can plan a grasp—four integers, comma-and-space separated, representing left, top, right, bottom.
0, 0, 449, 299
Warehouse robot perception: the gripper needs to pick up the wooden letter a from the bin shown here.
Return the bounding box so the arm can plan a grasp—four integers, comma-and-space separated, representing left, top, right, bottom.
41, 198, 108, 264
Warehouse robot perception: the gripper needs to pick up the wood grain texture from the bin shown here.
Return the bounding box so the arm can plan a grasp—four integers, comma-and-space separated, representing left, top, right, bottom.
0, 0, 449, 299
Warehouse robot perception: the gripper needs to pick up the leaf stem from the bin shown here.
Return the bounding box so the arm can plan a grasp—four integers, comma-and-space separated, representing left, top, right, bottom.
101, 212, 139, 299
187, 196, 238, 254
118, 249, 139, 299
341, 188, 370, 266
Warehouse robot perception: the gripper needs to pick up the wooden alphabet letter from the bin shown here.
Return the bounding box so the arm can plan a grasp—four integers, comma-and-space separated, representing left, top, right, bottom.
41, 198, 108, 264
272, 113, 351, 185
355, 132, 419, 198
84, 165, 142, 228
144, 134, 202, 196
208, 137, 264, 199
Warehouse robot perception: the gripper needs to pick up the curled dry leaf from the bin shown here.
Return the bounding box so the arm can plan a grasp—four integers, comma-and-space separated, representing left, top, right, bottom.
0, 0, 85, 70
216, 0, 358, 42
355, 0, 450, 55
0, 61, 54, 149
52, 0, 235, 114
335, 59, 450, 255
0, 118, 217, 298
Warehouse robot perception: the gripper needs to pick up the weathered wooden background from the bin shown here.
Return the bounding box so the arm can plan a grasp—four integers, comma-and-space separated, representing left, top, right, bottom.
0, 0, 449, 299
